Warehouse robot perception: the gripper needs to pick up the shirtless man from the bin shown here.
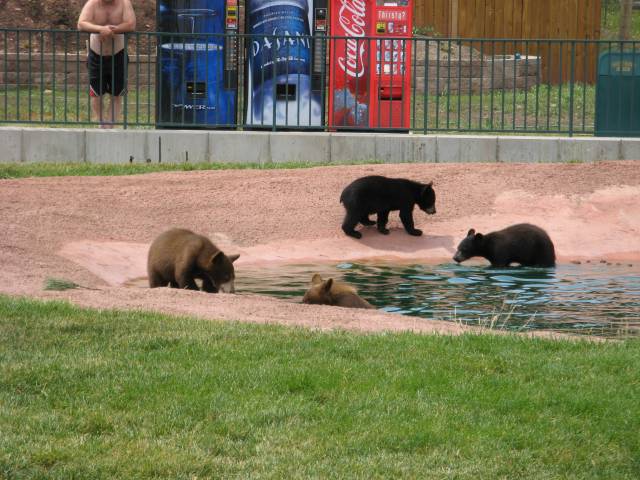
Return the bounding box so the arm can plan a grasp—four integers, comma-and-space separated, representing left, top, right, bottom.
77, 0, 136, 128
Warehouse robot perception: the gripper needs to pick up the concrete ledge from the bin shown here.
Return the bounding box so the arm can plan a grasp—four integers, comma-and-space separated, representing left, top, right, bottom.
374, 134, 410, 163
270, 132, 330, 163
148, 130, 209, 164
557, 137, 621, 163
23, 128, 85, 163
85, 130, 148, 164
437, 135, 498, 162
1, 127, 639, 165
209, 131, 270, 164
410, 135, 437, 163
498, 136, 560, 163
331, 133, 377, 162
621, 138, 640, 161
0, 127, 22, 163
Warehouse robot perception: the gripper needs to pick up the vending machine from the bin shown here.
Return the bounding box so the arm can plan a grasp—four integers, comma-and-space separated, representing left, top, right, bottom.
328, 0, 412, 130
157, 0, 239, 128
244, 0, 328, 128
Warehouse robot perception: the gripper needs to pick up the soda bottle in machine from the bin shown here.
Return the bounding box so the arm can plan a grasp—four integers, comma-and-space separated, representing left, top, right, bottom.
246, 0, 322, 127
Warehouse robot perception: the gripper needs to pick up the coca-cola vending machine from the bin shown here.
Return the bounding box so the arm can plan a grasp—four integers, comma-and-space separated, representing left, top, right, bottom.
328, 0, 412, 130
245, 0, 328, 128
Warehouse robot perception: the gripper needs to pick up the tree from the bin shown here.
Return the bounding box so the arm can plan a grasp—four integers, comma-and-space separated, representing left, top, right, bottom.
619, 0, 633, 40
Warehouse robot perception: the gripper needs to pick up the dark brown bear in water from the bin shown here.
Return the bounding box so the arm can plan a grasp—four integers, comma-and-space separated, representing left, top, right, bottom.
340, 175, 436, 239
453, 223, 556, 268
147, 228, 240, 293
302, 274, 375, 309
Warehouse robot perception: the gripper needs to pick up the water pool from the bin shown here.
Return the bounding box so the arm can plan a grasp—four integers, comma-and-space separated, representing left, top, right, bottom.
236, 262, 640, 338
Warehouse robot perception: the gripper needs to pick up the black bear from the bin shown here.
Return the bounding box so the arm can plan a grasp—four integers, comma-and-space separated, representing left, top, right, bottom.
340, 175, 436, 239
302, 274, 375, 309
453, 223, 556, 267
147, 228, 240, 292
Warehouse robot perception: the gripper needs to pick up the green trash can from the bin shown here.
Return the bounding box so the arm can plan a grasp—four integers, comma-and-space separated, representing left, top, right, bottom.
595, 51, 640, 137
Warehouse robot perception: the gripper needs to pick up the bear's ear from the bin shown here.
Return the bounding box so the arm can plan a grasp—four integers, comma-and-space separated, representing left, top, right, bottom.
474, 233, 484, 242
311, 273, 323, 285
426, 181, 433, 187
227, 254, 240, 263
323, 278, 334, 293
467, 228, 476, 237
210, 251, 224, 265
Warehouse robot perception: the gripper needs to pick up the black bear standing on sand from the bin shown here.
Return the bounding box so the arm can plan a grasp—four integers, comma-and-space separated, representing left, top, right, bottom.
340, 175, 437, 239
453, 223, 556, 267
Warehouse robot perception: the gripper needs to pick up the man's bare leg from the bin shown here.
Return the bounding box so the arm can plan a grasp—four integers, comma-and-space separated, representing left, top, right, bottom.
106, 95, 123, 128
90, 95, 108, 128
91, 95, 115, 129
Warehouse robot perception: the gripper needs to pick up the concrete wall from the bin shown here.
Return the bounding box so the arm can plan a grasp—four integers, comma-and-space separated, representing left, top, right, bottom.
0, 53, 154, 88
413, 42, 541, 95
1, 127, 639, 164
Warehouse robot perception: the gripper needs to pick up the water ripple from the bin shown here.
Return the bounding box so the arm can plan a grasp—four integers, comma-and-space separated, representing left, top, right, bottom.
235, 262, 640, 338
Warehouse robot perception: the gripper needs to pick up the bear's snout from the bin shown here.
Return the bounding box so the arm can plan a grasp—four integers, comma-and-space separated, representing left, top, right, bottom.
218, 281, 235, 294
424, 206, 436, 214
453, 252, 463, 263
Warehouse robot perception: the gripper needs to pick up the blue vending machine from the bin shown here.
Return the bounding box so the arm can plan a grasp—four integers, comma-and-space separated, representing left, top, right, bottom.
245, 0, 328, 128
157, 0, 239, 127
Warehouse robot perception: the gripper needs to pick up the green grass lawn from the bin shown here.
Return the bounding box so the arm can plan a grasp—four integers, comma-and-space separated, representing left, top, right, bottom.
411, 83, 596, 134
1, 295, 639, 479
0, 86, 154, 127
1, 82, 597, 134
601, 2, 640, 40
0, 161, 359, 179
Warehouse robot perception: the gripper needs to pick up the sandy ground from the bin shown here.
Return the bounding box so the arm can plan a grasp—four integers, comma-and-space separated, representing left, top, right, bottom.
1, 161, 639, 337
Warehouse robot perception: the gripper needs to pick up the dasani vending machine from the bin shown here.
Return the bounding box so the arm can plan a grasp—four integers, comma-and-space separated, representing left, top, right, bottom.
245, 0, 328, 128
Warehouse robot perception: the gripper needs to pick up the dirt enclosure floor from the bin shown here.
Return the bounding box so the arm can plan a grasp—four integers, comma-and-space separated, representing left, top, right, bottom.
1, 161, 640, 336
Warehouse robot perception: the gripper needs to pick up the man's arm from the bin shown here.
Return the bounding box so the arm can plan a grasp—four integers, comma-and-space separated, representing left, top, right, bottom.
77, 0, 109, 34
109, 0, 137, 33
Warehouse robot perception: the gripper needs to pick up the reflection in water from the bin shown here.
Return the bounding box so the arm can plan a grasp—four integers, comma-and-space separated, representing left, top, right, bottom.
236, 262, 640, 338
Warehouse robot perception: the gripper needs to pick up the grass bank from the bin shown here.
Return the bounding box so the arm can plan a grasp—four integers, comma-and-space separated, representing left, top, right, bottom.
1, 295, 639, 478
0, 160, 377, 179
2, 83, 596, 134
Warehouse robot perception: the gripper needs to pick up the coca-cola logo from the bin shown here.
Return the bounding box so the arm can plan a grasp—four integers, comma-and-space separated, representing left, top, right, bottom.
337, 0, 366, 78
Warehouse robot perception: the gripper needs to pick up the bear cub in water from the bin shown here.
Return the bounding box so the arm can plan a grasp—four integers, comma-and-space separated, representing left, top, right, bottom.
453, 223, 556, 267
302, 274, 375, 309
340, 175, 436, 239
148, 228, 240, 293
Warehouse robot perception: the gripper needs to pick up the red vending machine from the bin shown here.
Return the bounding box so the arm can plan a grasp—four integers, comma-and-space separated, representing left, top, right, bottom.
328, 0, 412, 130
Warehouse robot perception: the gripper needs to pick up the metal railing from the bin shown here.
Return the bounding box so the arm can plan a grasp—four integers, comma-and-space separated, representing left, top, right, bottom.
1, 28, 639, 135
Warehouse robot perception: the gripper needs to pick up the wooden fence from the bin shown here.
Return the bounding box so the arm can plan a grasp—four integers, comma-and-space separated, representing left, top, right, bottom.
414, 0, 603, 83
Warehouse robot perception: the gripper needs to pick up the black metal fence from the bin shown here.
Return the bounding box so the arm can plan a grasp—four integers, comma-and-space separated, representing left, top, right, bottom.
1, 28, 639, 135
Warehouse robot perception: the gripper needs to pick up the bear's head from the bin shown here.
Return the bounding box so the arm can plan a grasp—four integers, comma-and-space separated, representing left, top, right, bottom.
206, 251, 240, 293
417, 181, 436, 215
302, 274, 335, 305
453, 229, 483, 263
302, 273, 362, 306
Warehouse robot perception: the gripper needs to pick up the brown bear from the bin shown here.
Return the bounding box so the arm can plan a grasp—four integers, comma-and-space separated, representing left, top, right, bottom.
147, 228, 240, 293
302, 274, 375, 309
